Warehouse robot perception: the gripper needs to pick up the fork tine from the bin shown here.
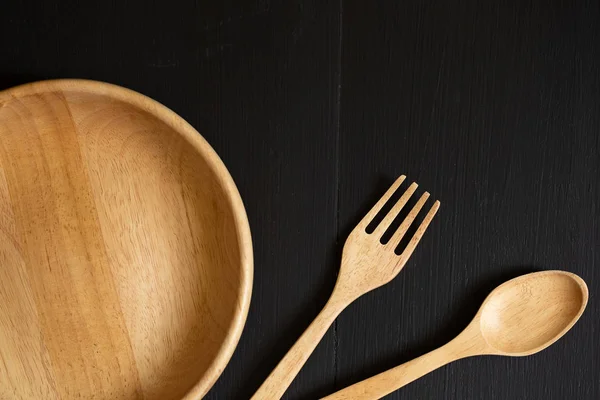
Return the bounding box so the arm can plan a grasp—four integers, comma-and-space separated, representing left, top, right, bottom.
372, 182, 418, 238
392, 200, 440, 259
386, 192, 431, 248
357, 175, 406, 229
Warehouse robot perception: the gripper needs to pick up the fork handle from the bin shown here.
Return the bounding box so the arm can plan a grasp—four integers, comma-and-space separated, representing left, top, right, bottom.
251, 295, 347, 399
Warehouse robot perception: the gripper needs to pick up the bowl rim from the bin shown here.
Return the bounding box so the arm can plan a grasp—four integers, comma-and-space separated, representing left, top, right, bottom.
0, 79, 253, 399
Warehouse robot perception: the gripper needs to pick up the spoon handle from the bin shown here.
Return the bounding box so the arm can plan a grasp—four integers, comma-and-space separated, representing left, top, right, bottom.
321, 344, 455, 400
251, 296, 347, 399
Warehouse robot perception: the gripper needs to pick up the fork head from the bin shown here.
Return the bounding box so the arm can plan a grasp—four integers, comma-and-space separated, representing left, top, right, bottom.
336, 175, 440, 298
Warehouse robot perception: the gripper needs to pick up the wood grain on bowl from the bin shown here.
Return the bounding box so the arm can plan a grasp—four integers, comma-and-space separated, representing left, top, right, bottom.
0, 80, 252, 400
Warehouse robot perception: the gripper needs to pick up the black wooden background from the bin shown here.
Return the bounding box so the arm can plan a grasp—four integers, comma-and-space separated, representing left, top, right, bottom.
2, 0, 598, 399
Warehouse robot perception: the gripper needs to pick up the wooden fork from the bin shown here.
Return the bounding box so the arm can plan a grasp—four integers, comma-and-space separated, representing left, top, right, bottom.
251, 175, 440, 399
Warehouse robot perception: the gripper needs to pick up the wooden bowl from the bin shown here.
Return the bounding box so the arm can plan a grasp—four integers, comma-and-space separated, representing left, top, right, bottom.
0, 80, 253, 400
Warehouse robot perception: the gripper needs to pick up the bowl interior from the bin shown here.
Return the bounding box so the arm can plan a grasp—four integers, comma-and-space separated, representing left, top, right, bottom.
0, 81, 251, 400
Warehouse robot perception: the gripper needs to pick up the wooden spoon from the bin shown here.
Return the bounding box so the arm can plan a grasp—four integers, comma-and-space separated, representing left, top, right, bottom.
322, 270, 588, 400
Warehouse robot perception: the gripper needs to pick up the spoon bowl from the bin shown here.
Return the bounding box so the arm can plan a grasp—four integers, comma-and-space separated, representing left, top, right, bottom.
479, 271, 588, 355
